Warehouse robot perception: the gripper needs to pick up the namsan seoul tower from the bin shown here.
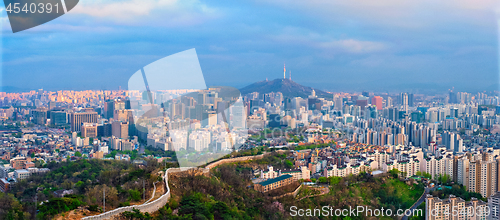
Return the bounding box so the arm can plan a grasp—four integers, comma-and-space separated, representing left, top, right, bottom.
283, 63, 286, 79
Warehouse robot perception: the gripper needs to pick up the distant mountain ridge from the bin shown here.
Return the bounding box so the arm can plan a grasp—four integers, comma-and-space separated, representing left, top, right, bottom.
239, 78, 331, 99
0, 86, 27, 93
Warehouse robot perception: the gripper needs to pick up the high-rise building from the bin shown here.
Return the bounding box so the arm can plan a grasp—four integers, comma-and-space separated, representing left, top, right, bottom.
371, 96, 383, 110
457, 156, 469, 187
114, 109, 132, 122
70, 109, 98, 132
170, 99, 186, 120
50, 111, 68, 125
201, 111, 217, 127
387, 107, 399, 121
401, 93, 409, 111
81, 123, 98, 138
442, 131, 464, 153
489, 192, 500, 220
408, 93, 415, 107
333, 95, 343, 111
275, 92, 283, 106
32, 107, 48, 125
198, 93, 207, 105
97, 123, 113, 137
386, 97, 393, 108
269, 114, 281, 128
468, 159, 498, 198
449, 91, 458, 104
104, 99, 126, 119
356, 96, 369, 110
308, 90, 320, 110
112, 121, 129, 139
48, 101, 56, 110
426, 195, 487, 220
216, 101, 228, 124
231, 99, 246, 129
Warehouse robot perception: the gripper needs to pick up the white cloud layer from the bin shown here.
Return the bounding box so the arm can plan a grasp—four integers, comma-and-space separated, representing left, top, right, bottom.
259, 0, 500, 29
69, 0, 219, 26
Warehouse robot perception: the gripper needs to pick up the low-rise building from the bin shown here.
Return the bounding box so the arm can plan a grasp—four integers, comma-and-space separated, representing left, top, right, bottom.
260, 166, 279, 179
0, 178, 14, 192
254, 174, 294, 193
10, 157, 33, 170
14, 169, 30, 180
281, 166, 310, 180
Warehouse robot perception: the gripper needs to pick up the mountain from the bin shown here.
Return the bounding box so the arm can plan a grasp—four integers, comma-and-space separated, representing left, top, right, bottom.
239, 78, 331, 99
0, 86, 27, 93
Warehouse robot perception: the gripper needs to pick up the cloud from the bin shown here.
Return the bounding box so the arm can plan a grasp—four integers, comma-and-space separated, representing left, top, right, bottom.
0, 0, 221, 31
69, 0, 220, 26
72, 0, 176, 19
1, 0, 497, 92
267, 27, 387, 55
319, 39, 386, 54
259, 0, 500, 30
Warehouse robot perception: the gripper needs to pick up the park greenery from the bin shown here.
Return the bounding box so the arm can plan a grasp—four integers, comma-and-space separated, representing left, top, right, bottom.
1, 158, 168, 219
431, 184, 484, 202
118, 153, 425, 220
0, 144, 429, 220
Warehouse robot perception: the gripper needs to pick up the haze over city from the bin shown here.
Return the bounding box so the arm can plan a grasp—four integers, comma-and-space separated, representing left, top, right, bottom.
3, 1, 500, 219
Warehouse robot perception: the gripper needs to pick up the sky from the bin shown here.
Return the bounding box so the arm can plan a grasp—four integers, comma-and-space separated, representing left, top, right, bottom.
0, 0, 499, 93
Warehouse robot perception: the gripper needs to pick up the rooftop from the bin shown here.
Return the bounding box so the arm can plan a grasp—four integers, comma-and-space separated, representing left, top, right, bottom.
15, 169, 29, 173
257, 174, 293, 186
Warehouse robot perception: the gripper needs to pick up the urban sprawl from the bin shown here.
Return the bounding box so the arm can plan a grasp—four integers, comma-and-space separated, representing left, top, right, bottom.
1, 86, 500, 219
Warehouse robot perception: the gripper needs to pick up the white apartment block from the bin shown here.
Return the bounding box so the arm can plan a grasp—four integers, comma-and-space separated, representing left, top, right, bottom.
426, 195, 487, 220
384, 158, 420, 178
324, 162, 370, 178
260, 166, 310, 181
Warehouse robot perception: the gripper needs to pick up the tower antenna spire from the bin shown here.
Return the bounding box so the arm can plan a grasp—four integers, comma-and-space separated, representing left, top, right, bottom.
289, 70, 291, 80
283, 62, 286, 79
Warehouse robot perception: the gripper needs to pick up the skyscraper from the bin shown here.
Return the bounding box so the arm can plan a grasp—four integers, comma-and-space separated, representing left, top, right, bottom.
356, 96, 369, 110
386, 97, 393, 107
104, 99, 126, 119
401, 93, 409, 111
231, 99, 246, 129
449, 91, 458, 104
50, 111, 68, 125
408, 93, 414, 107
70, 109, 98, 132
32, 107, 47, 125
371, 96, 383, 110
112, 121, 129, 139
468, 157, 498, 198
333, 95, 343, 111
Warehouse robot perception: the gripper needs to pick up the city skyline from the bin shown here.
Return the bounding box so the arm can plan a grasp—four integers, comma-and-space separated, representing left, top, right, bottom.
4, 1, 500, 219
0, 0, 499, 93
2, 64, 500, 218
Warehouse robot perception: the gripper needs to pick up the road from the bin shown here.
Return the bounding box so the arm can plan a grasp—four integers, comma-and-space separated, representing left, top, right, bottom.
401, 187, 430, 220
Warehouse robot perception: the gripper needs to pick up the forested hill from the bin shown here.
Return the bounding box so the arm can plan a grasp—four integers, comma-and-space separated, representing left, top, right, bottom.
240, 78, 331, 99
